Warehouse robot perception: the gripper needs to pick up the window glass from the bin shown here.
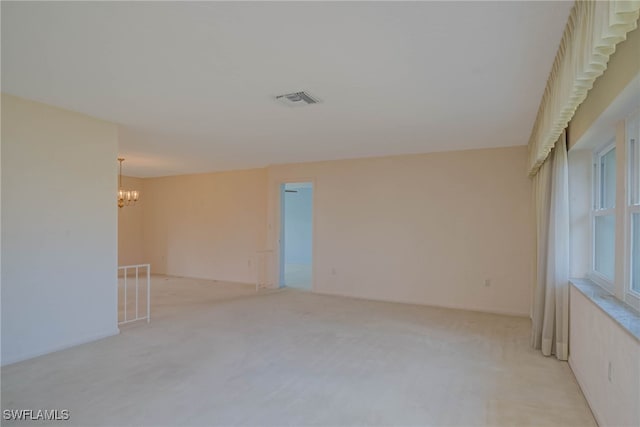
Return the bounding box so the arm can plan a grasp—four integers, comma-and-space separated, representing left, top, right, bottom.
633, 213, 640, 293
594, 214, 615, 280
600, 147, 616, 209
631, 132, 639, 206
628, 115, 640, 297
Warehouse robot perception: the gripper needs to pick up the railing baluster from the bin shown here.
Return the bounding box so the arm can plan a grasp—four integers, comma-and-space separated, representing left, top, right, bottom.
135, 266, 139, 320
124, 268, 127, 323
118, 264, 151, 325
147, 265, 151, 323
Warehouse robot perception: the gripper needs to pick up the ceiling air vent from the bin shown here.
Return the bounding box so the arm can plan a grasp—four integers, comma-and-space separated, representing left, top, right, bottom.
275, 91, 321, 107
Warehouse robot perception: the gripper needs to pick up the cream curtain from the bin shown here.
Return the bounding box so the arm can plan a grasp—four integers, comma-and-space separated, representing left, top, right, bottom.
531, 133, 570, 360
528, 0, 640, 175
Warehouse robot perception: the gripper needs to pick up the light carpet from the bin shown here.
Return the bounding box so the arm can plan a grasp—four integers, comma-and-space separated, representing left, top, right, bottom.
1, 275, 596, 426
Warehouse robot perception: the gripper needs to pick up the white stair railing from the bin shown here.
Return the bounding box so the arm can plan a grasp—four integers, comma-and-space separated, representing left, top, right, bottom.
118, 264, 151, 325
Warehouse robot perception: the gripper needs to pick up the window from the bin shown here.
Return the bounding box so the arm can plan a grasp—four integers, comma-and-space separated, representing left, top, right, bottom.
628, 114, 640, 295
585, 111, 640, 309
592, 142, 616, 286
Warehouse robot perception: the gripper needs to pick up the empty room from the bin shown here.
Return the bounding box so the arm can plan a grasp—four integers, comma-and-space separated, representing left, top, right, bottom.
1, 1, 639, 426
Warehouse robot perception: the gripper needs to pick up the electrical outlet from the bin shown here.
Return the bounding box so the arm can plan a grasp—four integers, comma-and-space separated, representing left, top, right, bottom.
484, 279, 491, 287
248, 259, 252, 269
331, 268, 337, 276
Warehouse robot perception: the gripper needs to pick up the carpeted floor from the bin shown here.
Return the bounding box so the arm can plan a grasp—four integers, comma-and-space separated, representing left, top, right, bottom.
1, 275, 596, 426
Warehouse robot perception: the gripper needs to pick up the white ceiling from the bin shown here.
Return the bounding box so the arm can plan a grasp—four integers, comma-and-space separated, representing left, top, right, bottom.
2, 1, 573, 177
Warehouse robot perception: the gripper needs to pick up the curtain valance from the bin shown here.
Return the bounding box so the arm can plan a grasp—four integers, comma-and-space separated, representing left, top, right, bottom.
528, 0, 640, 176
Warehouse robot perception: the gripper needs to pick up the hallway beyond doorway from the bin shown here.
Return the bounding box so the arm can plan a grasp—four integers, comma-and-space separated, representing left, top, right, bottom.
280, 182, 313, 290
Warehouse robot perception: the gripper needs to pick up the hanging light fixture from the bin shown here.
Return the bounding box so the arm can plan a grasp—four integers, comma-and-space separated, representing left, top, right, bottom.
117, 158, 139, 208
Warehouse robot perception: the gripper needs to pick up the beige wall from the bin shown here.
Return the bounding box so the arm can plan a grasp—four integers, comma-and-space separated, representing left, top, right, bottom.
569, 286, 640, 427
569, 28, 639, 149
124, 146, 533, 315
118, 176, 145, 266
141, 168, 267, 284
267, 146, 533, 316
2, 94, 119, 365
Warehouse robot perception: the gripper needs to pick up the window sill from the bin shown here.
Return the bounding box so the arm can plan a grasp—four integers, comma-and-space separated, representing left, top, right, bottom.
569, 278, 640, 343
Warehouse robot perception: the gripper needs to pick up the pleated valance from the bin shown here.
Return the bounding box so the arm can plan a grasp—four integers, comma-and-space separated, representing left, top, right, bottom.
528, 0, 640, 176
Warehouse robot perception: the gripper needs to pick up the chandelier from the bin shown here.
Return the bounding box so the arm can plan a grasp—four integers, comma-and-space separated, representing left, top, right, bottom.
117, 158, 139, 208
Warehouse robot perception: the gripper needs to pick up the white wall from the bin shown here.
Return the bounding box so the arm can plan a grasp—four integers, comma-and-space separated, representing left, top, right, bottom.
1, 94, 119, 365
267, 146, 534, 316
569, 286, 640, 427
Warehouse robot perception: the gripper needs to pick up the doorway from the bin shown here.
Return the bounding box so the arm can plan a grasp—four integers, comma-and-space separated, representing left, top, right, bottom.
280, 182, 313, 290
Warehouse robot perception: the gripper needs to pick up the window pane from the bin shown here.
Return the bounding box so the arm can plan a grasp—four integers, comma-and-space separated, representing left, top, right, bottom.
594, 214, 615, 280
600, 148, 616, 209
633, 213, 640, 293
631, 136, 639, 206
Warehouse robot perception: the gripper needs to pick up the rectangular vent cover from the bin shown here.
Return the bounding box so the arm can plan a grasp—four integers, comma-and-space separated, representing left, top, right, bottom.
275, 91, 320, 107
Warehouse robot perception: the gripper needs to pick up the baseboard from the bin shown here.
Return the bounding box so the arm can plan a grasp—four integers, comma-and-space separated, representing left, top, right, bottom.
160, 273, 257, 287
568, 356, 603, 427
1, 327, 120, 367
311, 289, 530, 318
133, 274, 528, 316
